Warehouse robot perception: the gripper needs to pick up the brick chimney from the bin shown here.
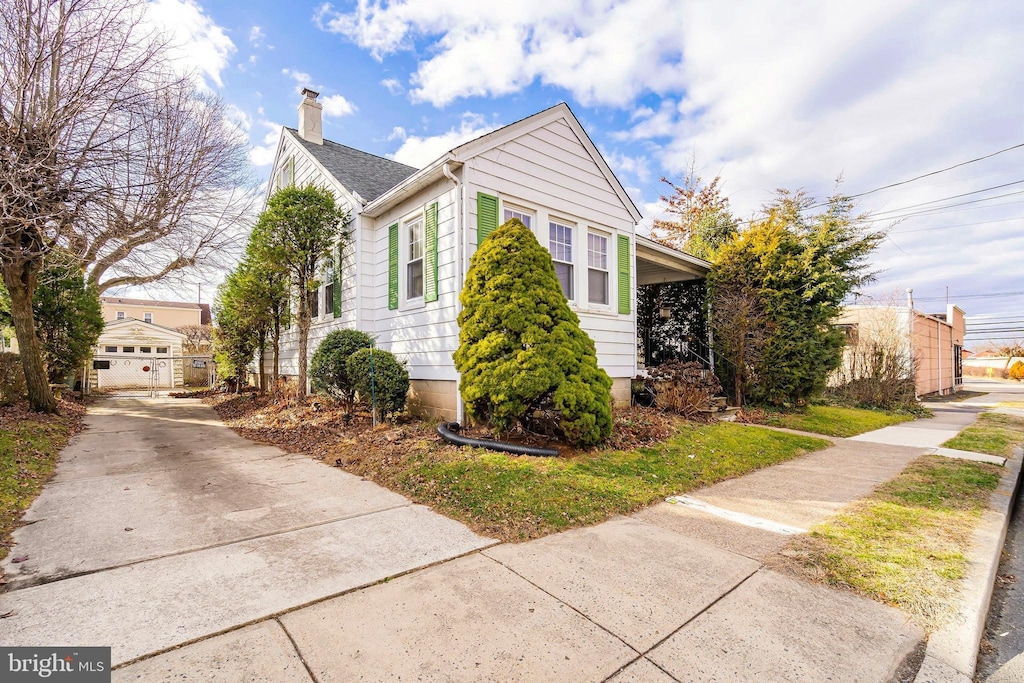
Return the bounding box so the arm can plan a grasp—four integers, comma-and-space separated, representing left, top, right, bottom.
298, 88, 323, 145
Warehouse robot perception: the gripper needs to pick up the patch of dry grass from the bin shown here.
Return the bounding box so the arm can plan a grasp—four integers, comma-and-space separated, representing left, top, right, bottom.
770, 455, 1001, 630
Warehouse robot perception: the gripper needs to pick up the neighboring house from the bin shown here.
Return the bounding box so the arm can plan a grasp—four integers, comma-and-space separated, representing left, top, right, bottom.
100, 297, 206, 329
92, 318, 189, 389
835, 302, 966, 397
265, 90, 707, 419
100, 297, 211, 351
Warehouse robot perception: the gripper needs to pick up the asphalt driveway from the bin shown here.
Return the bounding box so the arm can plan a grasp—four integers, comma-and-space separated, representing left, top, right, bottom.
0, 396, 493, 666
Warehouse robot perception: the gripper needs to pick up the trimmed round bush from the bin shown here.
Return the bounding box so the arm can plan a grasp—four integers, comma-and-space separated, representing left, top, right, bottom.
309, 329, 374, 405
346, 348, 409, 417
453, 218, 613, 447
0, 352, 26, 406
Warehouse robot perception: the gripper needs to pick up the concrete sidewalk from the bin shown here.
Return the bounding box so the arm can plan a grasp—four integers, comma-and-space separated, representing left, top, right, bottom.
9, 386, 1017, 681
113, 411, 953, 681
0, 397, 494, 665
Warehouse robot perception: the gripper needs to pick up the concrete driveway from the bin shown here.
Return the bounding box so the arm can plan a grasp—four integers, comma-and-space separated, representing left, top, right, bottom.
0, 397, 493, 666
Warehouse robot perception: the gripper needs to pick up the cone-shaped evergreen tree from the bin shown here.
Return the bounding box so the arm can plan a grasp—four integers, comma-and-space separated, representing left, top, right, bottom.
454, 218, 612, 447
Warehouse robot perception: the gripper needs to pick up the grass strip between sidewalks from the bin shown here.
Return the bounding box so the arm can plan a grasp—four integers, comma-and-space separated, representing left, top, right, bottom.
756, 404, 916, 437
1, 402, 84, 564
942, 412, 1024, 458
775, 455, 1002, 631
397, 422, 829, 541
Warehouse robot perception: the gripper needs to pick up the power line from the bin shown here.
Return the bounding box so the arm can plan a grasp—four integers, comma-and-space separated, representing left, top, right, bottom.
841, 142, 1024, 201
869, 182, 1024, 217
868, 191, 1024, 222
887, 215, 1024, 234
915, 291, 1024, 301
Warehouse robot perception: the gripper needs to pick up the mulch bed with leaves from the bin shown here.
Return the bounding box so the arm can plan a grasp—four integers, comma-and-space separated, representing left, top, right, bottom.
202, 393, 826, 541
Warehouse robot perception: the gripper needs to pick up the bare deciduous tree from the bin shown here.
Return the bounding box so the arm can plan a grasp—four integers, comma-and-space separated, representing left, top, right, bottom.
176, 323, 213, 353
0, 0, 253, 411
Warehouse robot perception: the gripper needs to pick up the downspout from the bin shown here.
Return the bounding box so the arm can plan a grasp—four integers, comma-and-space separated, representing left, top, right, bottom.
937, 318, 942, 396
442, 161, 465, 425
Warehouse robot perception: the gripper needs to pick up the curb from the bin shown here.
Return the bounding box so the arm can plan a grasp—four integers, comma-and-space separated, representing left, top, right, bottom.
914, 444, 1024, 682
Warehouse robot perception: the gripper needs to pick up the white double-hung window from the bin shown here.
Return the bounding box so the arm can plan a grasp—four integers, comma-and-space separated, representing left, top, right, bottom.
503, 206, 534, 229
587, 231, 609, 305
549, 219, 574, 300
406, 215, 424, 300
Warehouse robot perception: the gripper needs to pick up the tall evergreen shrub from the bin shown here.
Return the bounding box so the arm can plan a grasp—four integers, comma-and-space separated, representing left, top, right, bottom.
454, 218, 612, 447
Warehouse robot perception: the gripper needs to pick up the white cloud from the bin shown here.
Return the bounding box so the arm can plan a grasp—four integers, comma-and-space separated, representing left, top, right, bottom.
381, 77, 404, 95
282, 68, 315, 93
390, 114, 498, 168
315, 0, 687, 107
321, 94, 356, 118
317, 0, 1024, 316
145, 0, 235, 88
387, 126, 407, 141
249, 121, 282, 167
249, 25, 265, 45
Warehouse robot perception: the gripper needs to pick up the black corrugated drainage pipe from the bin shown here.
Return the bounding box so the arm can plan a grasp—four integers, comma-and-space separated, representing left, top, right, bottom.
436, 422, 559, 457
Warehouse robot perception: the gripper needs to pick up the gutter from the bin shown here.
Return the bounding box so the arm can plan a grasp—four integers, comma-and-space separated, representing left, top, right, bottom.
363, 154, 458, 218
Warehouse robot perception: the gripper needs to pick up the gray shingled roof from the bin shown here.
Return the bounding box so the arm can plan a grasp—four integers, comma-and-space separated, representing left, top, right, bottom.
285, 128, 418, 204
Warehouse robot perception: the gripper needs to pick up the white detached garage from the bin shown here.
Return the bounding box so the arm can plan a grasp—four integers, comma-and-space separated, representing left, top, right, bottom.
93, 318, 187, 389
266, 93, 709, 420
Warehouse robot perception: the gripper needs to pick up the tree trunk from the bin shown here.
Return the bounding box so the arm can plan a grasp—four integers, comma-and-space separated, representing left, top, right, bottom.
272, 308, 280, 385
2, 262, 57, 413
297, 289, 310, 401
257, 330, 267, 394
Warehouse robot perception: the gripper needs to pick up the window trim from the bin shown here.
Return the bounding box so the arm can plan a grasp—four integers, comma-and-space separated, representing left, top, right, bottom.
586, 229, 611, 308
400, 210, 426, 308
156, 346, 169, 355
143, 312, 153, 323
502, 204, 536, 230
116, 311, 125, 320
548, 217, 576, 302
122, 346, 135, 353
104, 345, 117, 353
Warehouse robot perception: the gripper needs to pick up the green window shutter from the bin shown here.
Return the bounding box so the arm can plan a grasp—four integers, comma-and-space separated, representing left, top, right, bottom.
333, 244, 343, 316
617, 234, 631, 315
388, 223, 399, 310
477, 192, 498, 244
424, 202, 439, 302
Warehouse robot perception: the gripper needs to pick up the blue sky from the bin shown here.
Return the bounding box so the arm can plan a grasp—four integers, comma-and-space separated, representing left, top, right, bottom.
148, 0, 1024, 347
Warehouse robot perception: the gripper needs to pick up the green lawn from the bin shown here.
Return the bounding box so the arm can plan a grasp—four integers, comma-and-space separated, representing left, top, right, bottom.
758, 405, 916, 437
1, 409, 79, 563
942, 412, 1024, 458
781, 455, 1002, 630
396, 422, 828, 541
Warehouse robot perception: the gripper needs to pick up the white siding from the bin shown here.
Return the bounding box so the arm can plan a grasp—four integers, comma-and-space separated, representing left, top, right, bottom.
369, 178, 460, 381
265, 132, 362, 377
463, 117, 638, 380
267, 113, 640, 385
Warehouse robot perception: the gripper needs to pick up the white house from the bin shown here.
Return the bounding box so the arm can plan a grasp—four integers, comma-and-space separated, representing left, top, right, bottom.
93, 318, 189, 389
266, 90, 708, 420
